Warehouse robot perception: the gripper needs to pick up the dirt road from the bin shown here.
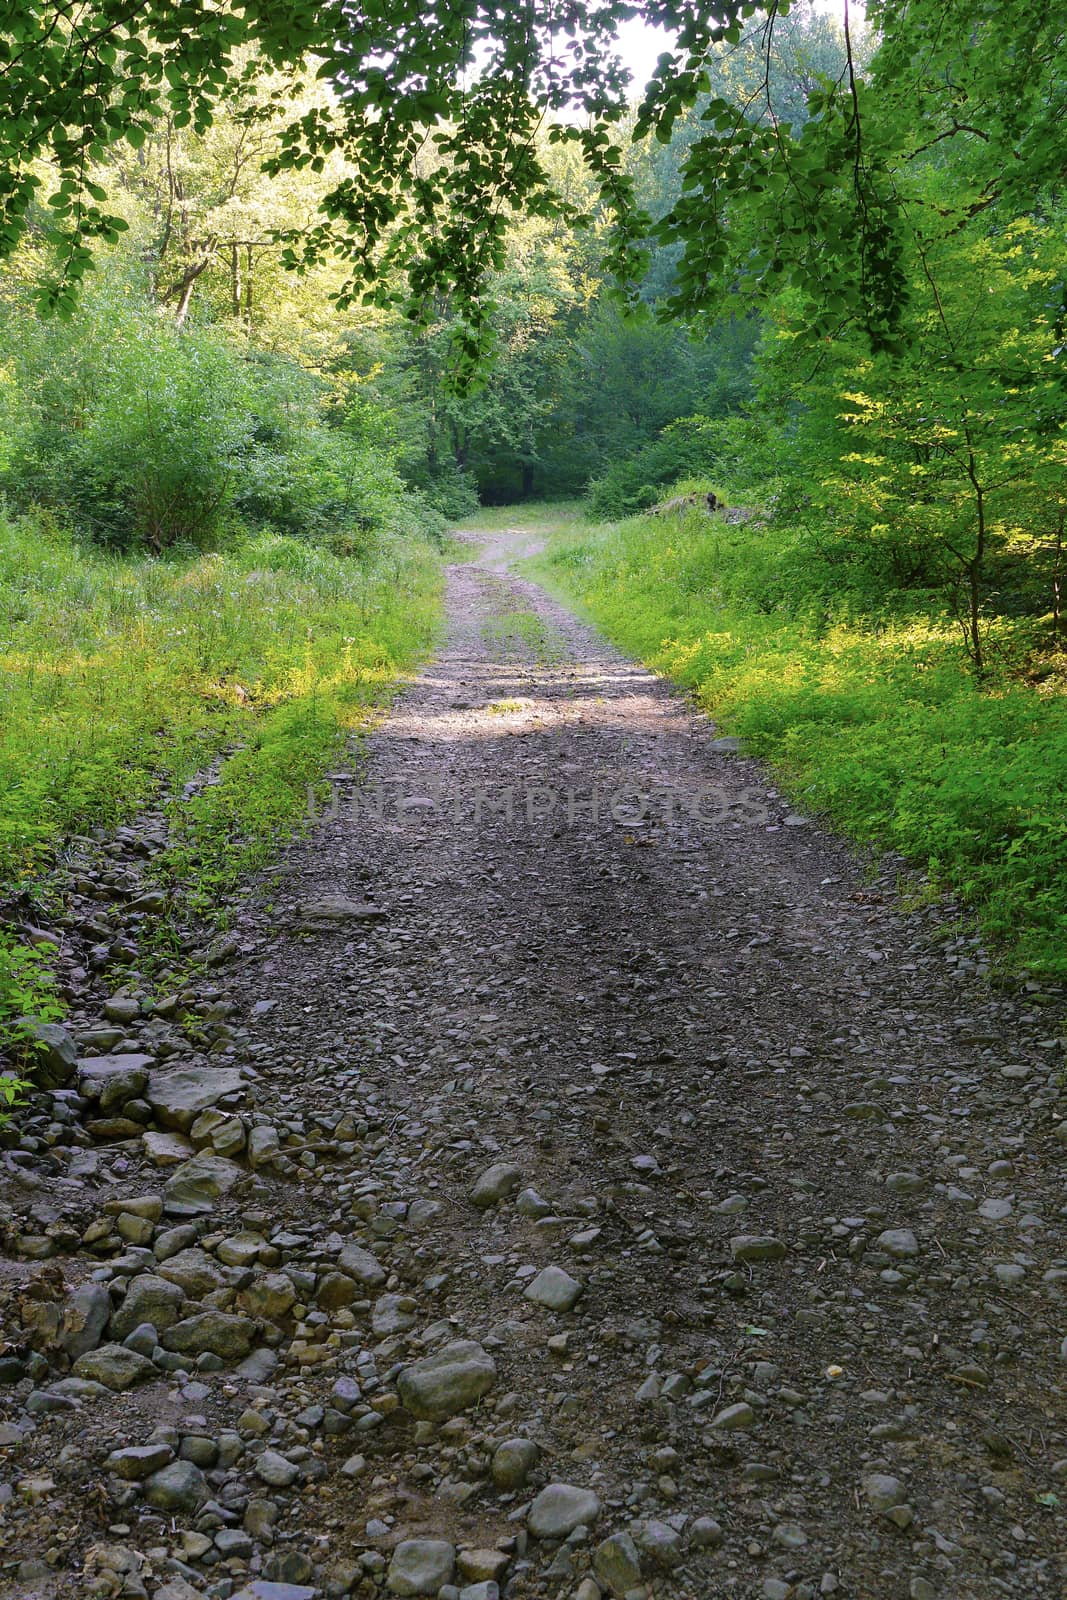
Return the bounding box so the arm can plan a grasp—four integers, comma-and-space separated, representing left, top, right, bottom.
3, 524, 1065, 1600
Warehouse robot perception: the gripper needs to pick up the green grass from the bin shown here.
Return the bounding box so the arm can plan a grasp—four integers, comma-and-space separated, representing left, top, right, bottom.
456, 501, 581, 535
481, 605, 566, 663
0, 510, 442, 1028
532, 505, 1067, 981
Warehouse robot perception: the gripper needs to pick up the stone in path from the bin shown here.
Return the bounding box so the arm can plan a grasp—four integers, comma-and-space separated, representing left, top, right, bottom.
397, 1340, 497, 1420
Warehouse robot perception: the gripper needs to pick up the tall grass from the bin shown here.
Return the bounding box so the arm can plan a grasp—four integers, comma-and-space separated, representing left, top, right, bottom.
536, 506, 1067, 981
0, 509, 441, 905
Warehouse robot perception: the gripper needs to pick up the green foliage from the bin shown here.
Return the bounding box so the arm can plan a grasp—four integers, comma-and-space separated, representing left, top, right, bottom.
415, 466, 480, 523
0, 927, 62, 1063
2, 2, 1062, 376
0, 932, 58, 1120
0, 1, 642, 351
539, 505, 1067, 978
586, 415, 725, 518
0, 1072, 26, 1125
0, 271, 437, 552
238, 404, 441, 544
543, 308, 756, 504
583, 395, 776, 520
0, 933, 62, 1022
0, 511, 440, 899
83, 320, 255, 549
756, 206, 1067, 673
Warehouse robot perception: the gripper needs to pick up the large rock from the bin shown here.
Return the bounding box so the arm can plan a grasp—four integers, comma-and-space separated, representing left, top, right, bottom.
247, 1125, 281, 1168
527, 1483, 602, 1541
191, 1109, 246, 1157
863, 1472, 907, 1512
216, 1231, 264, 1268
524, 1265, 582, 1312
491, 1437, 539, 1490
157, 1247, 226, 1299
110, 1274, 185, 1340
99, 1071, 153, 1116
337, 1241, 386, 1288
710, 1401, 755, 1431
729, 1235, 786, 1263
386, 1540, 455, 1596
60, 1281, 111, 1359
594, 1532, 643, 1597
142, 1129, 196, 1166
456, 1550, 508, 1583
470, 1162, 522, 1209
77, 1054, 153, 1102
147, 1065, 244, 1132
162, 1310, 256, 1360
237, 1348, 279, 1383
163, 1153, 243, 1216
239, 1272, 297, 1321
634, 1520, 683, 1568
254, 1450, 300, 1488
19, 1020, 77, 1089
316, 1271, 356, 1310
144, 1460, 208, 1512
397, 1340, 496, 1422
105, 1443, 175, 1481
298, 895, 387, 924
372, 1293, 418, 1336
103, 996, 140, 1024
72, 1343, 155, 1391
875, 1228, 919, 1259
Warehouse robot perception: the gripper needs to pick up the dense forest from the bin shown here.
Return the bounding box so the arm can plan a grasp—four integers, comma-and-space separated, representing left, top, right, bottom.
0, 35, 766, 528
1, 3, 1063, 654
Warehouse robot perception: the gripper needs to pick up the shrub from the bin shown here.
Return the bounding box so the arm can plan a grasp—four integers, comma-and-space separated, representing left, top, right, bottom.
81, 323, 255, 550
0, 277, 440, 553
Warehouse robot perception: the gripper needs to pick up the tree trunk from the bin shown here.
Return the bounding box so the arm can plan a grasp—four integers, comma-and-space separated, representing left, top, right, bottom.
167, 243, 217, 328
963, 448, 987, 677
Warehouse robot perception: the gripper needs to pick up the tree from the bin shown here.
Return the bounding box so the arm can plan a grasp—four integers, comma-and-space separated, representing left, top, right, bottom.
755, 196, 1067, 673
0, 0, 634, 357
2, 2, 1063, 360
103, 60, 354, 337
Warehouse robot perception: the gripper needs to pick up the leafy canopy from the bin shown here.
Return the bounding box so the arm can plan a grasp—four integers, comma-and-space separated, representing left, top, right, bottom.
1, 0, 1064, 357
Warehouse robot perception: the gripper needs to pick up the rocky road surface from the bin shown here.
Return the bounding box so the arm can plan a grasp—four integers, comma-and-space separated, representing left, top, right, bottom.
2, 525, 1066, 1600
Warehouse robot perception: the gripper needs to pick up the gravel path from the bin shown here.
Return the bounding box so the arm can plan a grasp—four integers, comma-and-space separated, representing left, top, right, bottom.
2, 525, 1065, 1600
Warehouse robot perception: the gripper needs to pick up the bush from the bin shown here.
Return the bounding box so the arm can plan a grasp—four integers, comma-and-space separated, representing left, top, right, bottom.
0, 276, 442, 553
421, 466, 482, 522
83, 323, 255, 550
585, 413, 768, 519
586, 418, 719, 518
0, 281, 257, 550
